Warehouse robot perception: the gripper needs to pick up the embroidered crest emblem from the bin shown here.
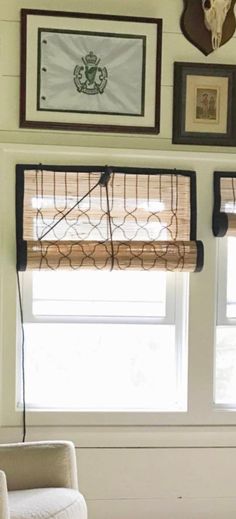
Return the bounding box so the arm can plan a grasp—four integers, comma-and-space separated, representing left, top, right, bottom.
74, 51, 108, 95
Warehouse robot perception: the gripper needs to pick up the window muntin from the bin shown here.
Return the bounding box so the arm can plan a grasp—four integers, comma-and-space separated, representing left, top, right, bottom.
19, 270, 188, 412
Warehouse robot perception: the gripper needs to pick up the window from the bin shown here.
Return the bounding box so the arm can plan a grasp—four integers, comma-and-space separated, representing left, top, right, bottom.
215, 237, 236, 407
15, 163, 202, 421
19, 269, 189, 412
213, 171, 236, 408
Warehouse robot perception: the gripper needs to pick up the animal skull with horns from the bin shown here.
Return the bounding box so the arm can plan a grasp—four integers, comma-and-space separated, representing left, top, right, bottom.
202, 0, 232, 49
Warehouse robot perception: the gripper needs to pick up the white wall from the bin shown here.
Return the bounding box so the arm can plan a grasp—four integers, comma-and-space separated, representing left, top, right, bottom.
1, 1, 236, 518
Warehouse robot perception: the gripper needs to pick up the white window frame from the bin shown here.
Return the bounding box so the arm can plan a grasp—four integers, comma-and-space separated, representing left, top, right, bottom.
15, 270, 189, 425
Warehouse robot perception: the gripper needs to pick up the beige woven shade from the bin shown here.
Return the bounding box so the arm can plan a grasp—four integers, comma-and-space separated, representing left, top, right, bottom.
213, 173, 236, 237
16, 166, 204, 272
26, 240, 200, 272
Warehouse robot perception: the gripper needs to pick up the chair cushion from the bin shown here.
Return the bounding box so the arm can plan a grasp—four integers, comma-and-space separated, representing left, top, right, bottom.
9, 487, 87, 519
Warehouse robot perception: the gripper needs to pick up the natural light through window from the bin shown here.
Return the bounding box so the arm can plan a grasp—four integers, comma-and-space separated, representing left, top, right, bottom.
215, 238, 236, 406
19, 270, 188, 412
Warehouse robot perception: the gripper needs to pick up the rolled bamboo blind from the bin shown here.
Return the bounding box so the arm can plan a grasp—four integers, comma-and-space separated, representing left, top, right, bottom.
213, 172, 236, 237
16, 165, 204, 272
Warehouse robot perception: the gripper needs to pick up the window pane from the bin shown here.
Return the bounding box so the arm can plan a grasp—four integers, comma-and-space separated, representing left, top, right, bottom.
23, 323, 181, 411
227, 238, 236, 318
20, 271, 188, 413
215, 238, 236, 406
32, 270, 167, 317
215, 326, 236, 405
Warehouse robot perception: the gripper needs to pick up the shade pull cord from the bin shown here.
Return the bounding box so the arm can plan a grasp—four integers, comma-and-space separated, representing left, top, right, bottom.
102, 167, 114, 270
16, 271, 26, 442
39, 176, 103, 241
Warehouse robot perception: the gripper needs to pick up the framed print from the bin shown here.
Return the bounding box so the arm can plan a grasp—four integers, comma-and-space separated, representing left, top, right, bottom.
20, 9, 162, 134
172, 62, 236, 146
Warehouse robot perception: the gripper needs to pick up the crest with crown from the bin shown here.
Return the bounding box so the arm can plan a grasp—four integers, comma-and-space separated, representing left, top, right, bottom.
74, 50, 108, 95
83, 51, 100, 67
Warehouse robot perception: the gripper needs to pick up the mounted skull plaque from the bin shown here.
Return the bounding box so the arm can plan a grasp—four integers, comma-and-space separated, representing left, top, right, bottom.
181, 0, 236, 55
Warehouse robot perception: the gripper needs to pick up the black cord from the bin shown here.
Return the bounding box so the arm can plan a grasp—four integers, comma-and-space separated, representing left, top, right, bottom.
16, 271, 26, 442
99, 166, 114, 270
105, 182, 114, 270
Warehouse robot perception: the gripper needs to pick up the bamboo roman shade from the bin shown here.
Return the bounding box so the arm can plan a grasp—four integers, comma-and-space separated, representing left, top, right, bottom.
213, 172, 236, 237
16, 165, 203, 272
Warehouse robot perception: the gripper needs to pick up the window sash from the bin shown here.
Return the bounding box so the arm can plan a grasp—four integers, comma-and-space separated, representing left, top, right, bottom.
217, 238, 236, 325
21, 270, 183, 325
18, 271, 189, 412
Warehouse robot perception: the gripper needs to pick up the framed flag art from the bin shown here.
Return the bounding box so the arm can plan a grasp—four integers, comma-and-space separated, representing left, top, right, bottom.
20, 9, 162, 134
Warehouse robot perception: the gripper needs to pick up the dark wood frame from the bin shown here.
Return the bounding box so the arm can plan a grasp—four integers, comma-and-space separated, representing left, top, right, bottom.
172, 62, 236, 147
20, 9, 162, 134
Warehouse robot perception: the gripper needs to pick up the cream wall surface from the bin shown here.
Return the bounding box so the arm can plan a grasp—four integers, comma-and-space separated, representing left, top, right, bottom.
1, 1, 236, 518
1, 0, 236, 151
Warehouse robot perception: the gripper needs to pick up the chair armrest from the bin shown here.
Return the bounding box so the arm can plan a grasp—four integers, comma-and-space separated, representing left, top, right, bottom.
0, 470, 9, 519
0, 441, 78, 491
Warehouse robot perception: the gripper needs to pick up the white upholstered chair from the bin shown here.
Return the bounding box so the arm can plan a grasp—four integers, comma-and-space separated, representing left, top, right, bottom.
0, 441, 87, 519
